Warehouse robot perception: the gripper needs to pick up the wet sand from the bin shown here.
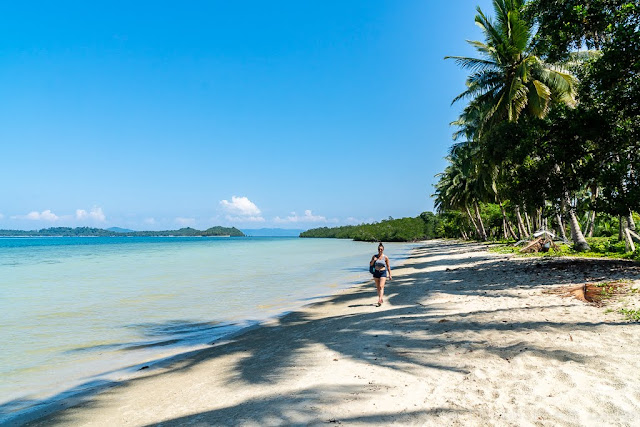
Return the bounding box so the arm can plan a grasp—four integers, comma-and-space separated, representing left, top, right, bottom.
19, 240, 640, 426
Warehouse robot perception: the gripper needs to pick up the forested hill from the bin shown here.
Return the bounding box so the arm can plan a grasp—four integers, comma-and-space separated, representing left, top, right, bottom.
0, 226, 245, 237
300, 212, 441, 242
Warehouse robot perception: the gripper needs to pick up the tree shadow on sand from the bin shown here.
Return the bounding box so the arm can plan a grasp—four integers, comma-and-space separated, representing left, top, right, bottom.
143, 385, 460, 426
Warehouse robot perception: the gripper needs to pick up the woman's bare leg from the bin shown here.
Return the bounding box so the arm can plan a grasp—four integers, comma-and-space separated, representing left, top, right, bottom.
374, 277, 382, 304
379, 277, 386, 304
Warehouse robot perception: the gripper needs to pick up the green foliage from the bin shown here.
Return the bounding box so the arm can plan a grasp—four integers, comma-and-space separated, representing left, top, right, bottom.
527, 0, 640, 217
300, 212, 443, 242
491, 234, 640, 262
619, 308, 640, 322
436, 210, 468, 239
479, 204, 503, 235
585, 236, 630, 254
585, 237, 613, 253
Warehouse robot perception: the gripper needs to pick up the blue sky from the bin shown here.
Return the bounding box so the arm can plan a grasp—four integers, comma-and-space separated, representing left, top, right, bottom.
1, 0, 493, 230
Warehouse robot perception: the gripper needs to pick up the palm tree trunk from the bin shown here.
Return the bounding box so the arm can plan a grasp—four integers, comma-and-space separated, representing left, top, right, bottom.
474, 201, 488, 241
514, 205, 528, 238
586, 211, 596, 237
498, 200, 518, 240
556, 213, 568, 242
566, 194, 590, 251
586, 185, 599, 237
619, 216, 625, 241
464, 204, 481, 240
628, 210, 636, 231
524, 211, 532, 236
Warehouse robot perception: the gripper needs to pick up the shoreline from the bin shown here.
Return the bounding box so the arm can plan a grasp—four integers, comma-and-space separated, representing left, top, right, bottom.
2, 241, 416, 425
12, 240, 640, 425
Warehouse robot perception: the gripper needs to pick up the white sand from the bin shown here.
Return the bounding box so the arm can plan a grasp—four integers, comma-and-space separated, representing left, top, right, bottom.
21, 240, 640, 426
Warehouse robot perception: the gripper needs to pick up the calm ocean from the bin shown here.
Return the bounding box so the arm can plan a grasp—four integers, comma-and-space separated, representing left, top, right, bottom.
0, 236, 415, 421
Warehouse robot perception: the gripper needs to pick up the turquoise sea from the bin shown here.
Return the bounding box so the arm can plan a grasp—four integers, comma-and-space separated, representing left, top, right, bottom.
0, 236, 415, 422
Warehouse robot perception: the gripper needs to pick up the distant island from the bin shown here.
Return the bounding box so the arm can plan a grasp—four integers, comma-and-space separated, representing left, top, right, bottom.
300, 212, 441, 242
0, 226, 245, 237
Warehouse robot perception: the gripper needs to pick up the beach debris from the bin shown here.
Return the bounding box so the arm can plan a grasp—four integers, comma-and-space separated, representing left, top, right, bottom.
138, 365, 149, 370
519, 236, 559, 253
545, 282, 628, 306
515, 229, 564, 252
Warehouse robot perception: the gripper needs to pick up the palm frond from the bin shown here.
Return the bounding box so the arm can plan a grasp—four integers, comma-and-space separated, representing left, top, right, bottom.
445, 55, 496, 72
507, 78, 528, 121
475, 8, 503, 49
528, 80, 551, 118
507, 9, 531, 53
465, 40, 499, 60
538, 67, 577, 107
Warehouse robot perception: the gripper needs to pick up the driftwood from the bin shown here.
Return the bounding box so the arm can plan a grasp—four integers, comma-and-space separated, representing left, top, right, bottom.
623, 227, 640, 252
520, 236, 559, 253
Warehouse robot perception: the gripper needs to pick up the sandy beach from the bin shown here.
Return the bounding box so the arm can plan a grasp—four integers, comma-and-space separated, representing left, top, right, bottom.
18, 240, 640, 426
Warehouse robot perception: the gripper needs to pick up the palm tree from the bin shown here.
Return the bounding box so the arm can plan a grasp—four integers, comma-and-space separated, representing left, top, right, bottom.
446, 0, 576, 130
446, 0, 590, 250
434, 144, 493, 241
434, 164, 483, 240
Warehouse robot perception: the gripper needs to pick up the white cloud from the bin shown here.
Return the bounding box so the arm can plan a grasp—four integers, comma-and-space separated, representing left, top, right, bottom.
220, 196, 261, 216
220, 196, 264, 222
0, 213, 4, 220
143, 217, 156, 225
76, 207, 106, 222
175, 217, 196, 226
24, 210, 59, 221
274, 210, 330, 224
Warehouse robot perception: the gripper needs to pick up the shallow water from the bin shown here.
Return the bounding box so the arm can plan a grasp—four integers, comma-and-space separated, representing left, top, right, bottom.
0, 236, 414, 419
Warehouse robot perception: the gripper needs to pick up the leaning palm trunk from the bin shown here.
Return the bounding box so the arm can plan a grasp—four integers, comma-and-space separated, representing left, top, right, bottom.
565, 195, 590, 251
627, 210, 636, 231
464, 204, 482, 240
586, 185, 599, 237
524, 211, 532, 236
586, 211, 597, 237
498, 200, 518, 240
556, 213, 568, 242
474, 201, 488, 241
514, 205, 528, 238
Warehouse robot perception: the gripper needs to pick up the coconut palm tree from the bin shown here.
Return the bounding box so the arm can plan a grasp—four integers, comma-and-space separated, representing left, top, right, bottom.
434, 143, 494, 241
446, 0, 576, 130
446, 0, 590, 250
434, 163, 483, 240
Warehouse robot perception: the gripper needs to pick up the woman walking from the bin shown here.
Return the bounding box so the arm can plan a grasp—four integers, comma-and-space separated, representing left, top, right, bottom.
370, 243, 391, 306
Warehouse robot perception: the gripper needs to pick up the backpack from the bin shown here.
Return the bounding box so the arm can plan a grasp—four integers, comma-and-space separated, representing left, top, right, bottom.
369, 255, 379, 274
